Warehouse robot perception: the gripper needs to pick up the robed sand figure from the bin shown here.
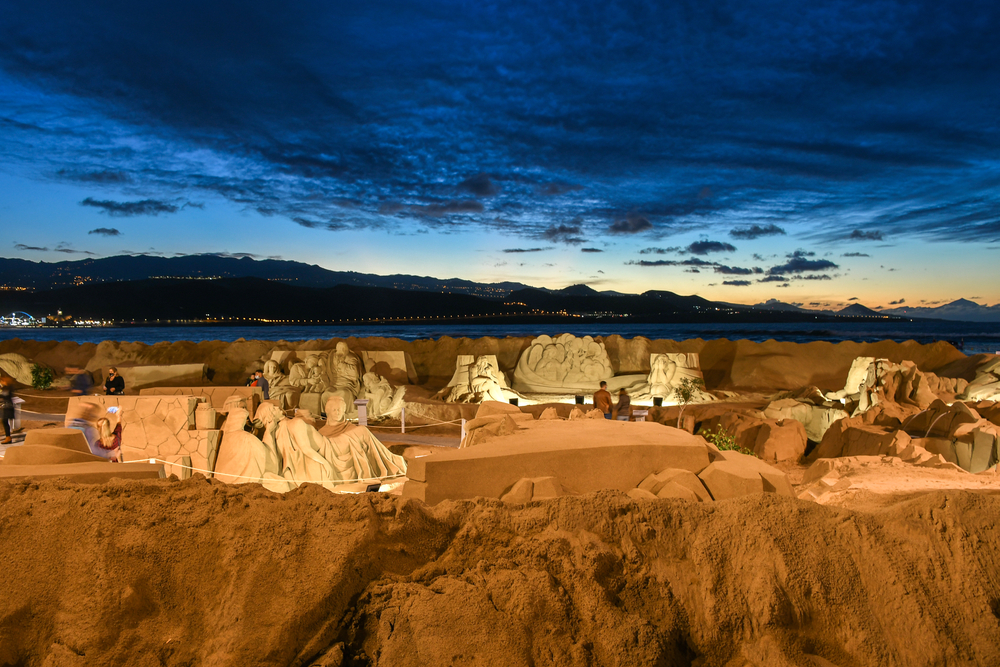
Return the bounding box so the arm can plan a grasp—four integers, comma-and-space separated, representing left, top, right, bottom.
318, 396, 406, 480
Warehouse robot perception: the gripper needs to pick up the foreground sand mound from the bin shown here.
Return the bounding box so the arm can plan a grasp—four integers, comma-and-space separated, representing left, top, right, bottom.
2, 479, 1000, 667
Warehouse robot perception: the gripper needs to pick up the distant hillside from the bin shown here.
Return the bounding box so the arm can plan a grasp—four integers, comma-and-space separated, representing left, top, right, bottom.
0, 277, 893, 325
837, 303, 886, 317
0, 254, 531, 299
881, 299, 1000, 323
0, 277, 527, 321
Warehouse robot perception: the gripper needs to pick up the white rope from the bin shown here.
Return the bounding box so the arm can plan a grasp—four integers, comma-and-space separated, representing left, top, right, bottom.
122, 457, 407, 486
369, 417, 463, 430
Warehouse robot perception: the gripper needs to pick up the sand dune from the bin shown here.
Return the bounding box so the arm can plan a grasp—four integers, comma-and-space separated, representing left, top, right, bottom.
1, 477, 998, 667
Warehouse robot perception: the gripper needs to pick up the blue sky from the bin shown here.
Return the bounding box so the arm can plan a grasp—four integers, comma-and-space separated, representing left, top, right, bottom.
1, 0, 999, 309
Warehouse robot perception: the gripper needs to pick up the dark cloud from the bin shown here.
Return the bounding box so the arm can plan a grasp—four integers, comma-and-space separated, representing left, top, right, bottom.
88, 227, 121, 236
639, 247, 681, 255
713, 265, 755, 275
580, 248, 603, 253
419, 200, 485, 216
723, 280, 752, 286
890, 298, 906, 305
542, 223, 584, 245
796, 274, 833, 280
627, 260, 676, 267
80, 197, 180, 217
758, 275, 787, 283
687, 241, 736, 255
459, 173, 499, 197
849, 230, 885, 241
57, 169, 130, 184
503, 247, 548, 253
768, 257, 839, 274
537, 182, 582, 196
729, 224, 785, 240
608, 214, 652, 235
849, 296, 859, 301
14, 243, 48, 251
842, 252, 870, 257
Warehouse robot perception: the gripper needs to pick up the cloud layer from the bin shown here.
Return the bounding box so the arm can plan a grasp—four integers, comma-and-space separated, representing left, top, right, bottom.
1, 0, 999, 252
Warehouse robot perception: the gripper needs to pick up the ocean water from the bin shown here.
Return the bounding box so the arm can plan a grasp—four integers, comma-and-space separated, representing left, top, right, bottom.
1, 321, 998, 355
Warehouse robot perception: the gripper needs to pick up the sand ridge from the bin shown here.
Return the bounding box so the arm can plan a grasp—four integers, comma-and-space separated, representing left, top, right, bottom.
1, 477, 999, 667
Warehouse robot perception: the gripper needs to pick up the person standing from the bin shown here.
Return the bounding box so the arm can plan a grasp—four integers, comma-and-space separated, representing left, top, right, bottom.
255, 370, 270, 400
104, 367, 125, 395
593, 380, 613, 420
67, 366, 93, 396
0, 377, 15, 444
615, 387, 631, 421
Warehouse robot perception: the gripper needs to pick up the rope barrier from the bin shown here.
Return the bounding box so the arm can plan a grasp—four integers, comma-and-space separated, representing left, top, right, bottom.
122, 457, 408, 486
368, 417, 463, 430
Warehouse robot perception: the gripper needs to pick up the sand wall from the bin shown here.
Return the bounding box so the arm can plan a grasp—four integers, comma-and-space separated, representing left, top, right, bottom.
0, 334, 969, 391
1, 478, 999, 666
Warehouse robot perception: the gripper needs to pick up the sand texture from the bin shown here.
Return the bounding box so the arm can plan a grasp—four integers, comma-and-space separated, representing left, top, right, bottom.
1, 478, 999, 667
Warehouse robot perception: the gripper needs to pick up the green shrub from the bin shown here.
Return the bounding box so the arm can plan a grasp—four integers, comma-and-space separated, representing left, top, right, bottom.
30, 363, 54, 390
700, 425, 757, 457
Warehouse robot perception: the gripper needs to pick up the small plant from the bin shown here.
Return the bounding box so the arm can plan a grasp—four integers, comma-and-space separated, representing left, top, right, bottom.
30, 363, 54, 390
672, 377, 704, 428
700, 425, 757, 457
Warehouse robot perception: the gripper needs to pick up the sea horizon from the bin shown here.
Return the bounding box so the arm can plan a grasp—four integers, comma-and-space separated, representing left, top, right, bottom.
1, 320, 997, 356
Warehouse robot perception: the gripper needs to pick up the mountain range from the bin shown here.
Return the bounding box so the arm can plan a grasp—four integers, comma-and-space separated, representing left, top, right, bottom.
752, 298, 1000, 323
9, 254, 989, 322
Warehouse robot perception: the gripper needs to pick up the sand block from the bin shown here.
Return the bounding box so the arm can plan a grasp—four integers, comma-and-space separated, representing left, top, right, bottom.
531, 476, 569, 500
139, 386, 261, 414
361, 350, 417, 385
298, 392, 323, 416
188, 430, 222, 477
22, 428, 92, 454
162, 455, 192, 480
104, 364, 205, 391
699, 460, 764, 499
475, 401, 524, 419
912, 438, 958, 465
0, 461, 164, 483
462, 415, 521, 448
656, 481, 700, 501
638, 467, 712, 502
500, 478, 534, 504
627, 488, 659, 500
538, 407, 560, 420
698, 451, 793, 500
2, 444, 106, 466
404, 420, 711, 505
753, 419, 807, 462
68, 396, 200, 430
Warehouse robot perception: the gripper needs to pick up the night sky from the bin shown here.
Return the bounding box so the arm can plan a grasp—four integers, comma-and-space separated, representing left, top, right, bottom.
1, 0, 999, 309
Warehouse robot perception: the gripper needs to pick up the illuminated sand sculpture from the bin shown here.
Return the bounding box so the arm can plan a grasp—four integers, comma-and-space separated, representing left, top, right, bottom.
4, 333, 1000, 501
